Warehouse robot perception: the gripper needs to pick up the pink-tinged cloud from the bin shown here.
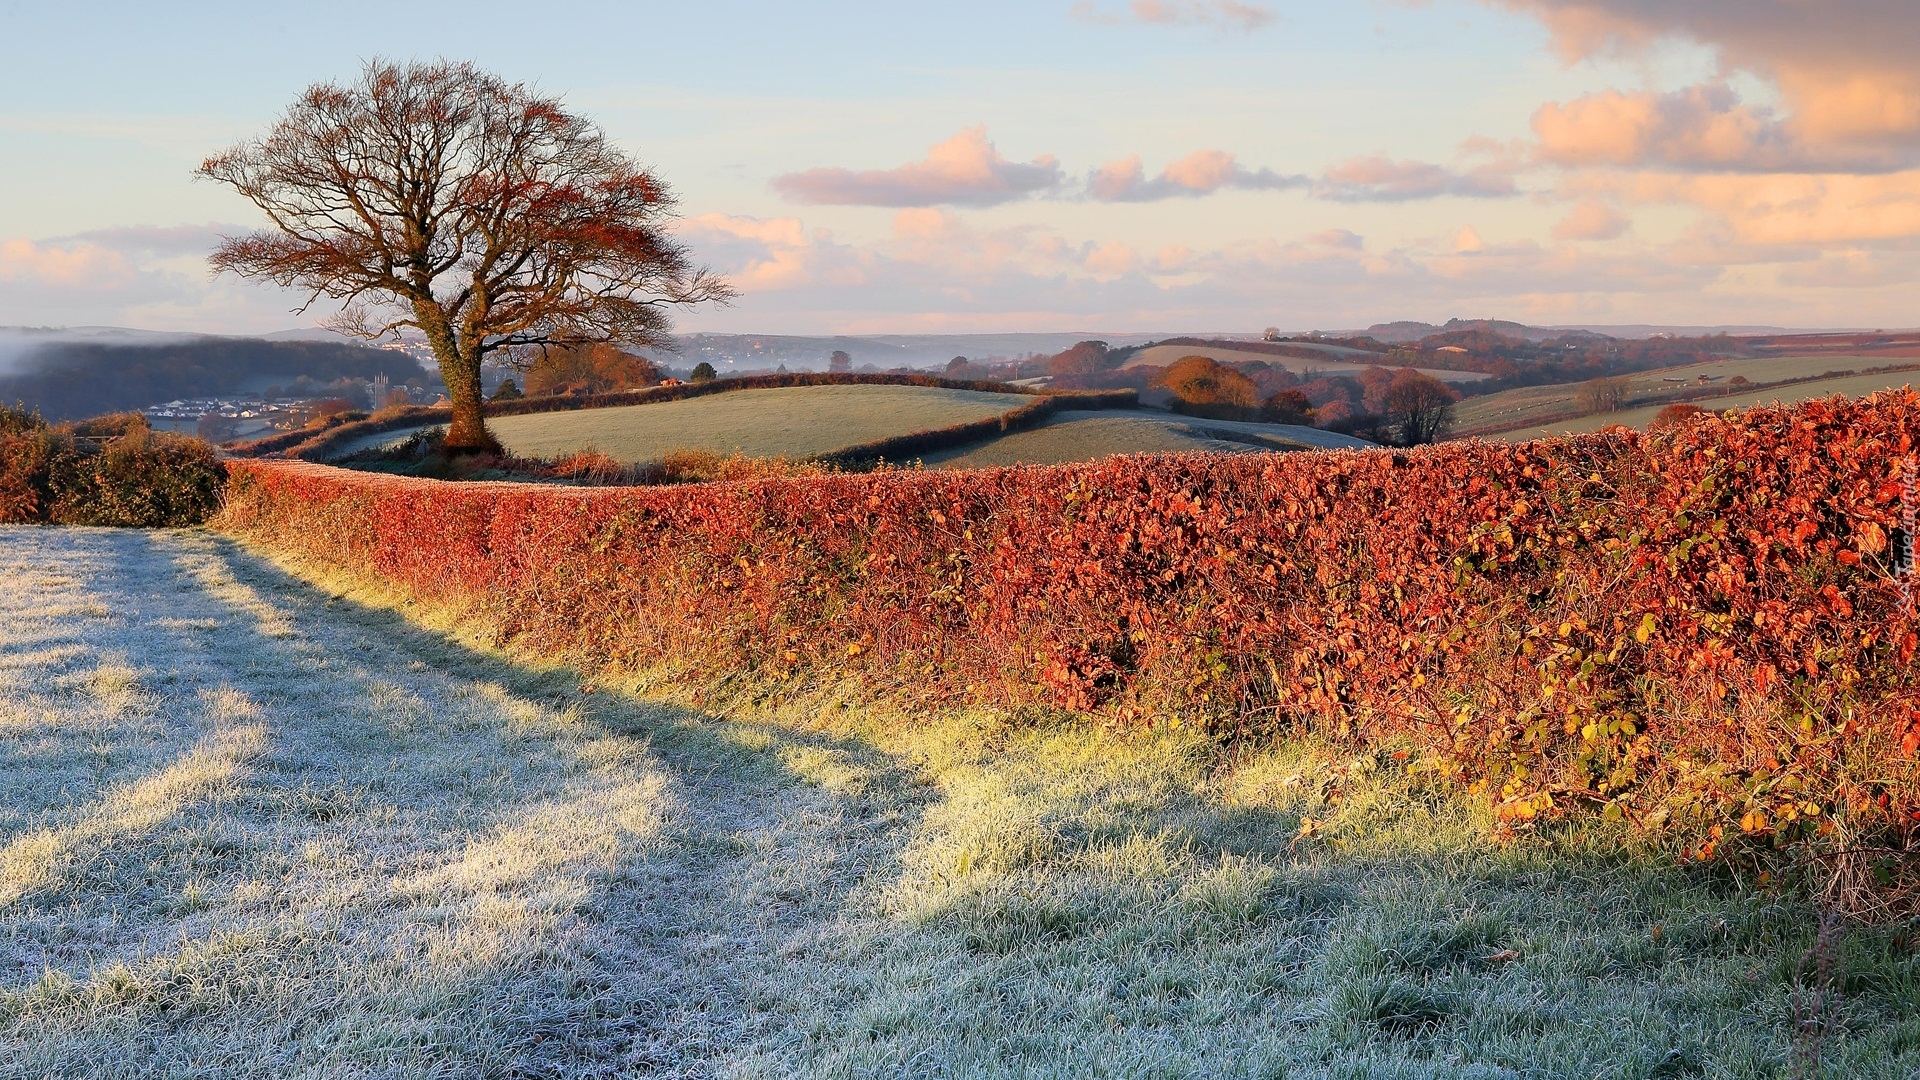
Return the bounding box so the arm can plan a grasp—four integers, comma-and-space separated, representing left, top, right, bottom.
0, 238, 136, 288
1070, 0, 1276, 33
1553, 200, 1631, 241
70, 223, 240, 257
1638, 171, 1920, 248
1313, 156, 1518, 202
1088, 150, 1306, 201
770, 126, 1063, 207
0, 231, 325, 332
1528, 82, 1915, 173
1308, 229, 1365, 250
1776, 250, 1920, 289
1488, 1, 1920, 165
672, 201, 1817, 335
1533, 84, 1797, 170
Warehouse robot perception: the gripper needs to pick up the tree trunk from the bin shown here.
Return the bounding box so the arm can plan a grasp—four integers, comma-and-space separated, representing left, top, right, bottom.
417, 302, 500, 455
440, 349, 499, 454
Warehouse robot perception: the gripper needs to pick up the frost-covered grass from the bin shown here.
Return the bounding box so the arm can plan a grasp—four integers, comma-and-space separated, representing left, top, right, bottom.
920, 412, 1366, 467
1, 526, 1916, 1078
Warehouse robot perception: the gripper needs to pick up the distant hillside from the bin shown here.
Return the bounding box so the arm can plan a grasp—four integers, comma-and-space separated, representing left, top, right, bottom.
1358, 319, 1612, 344
0, 336, 412, 420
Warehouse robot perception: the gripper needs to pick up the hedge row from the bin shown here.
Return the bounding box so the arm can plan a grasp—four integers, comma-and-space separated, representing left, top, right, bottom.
218, 393, 1920, 867
229, 372, 1069, 462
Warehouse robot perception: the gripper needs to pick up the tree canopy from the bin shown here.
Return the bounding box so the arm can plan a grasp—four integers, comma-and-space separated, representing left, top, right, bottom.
523, 344, 662, 396
1383, 368, 1457, 445
200, 59, 732, 451
1156, 355, 1260, 419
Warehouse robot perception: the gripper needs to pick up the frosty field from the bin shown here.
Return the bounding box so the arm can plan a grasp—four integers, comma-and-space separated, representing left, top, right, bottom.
486, 384, 1029, 464
1, 526, 1916, 1078
920, 413, 1370, 467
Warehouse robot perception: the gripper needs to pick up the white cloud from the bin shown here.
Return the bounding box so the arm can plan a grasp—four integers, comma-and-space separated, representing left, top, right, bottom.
0, 238, 137, 289
770, 126, 1063, 208
1776, 249, 1920, 289
1086, 151, 1518, 204
1313, 156, 1519, 202
1088, 150, 1307, 201
1491, 1, 1920, 168
1070, 1, 1276, 33
70, 223, 237, 257
1553, 199, 1631, 241
0, 227, 330, 333
1465, 2, 1920, 275
672, 206, 1764, 334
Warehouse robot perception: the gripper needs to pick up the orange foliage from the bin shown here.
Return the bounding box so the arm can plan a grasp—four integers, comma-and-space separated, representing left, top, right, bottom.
219, 393, 1920, 874
524, 344, 663, 396
1156, 355, 1260, 418
1651, 403, 1709, 429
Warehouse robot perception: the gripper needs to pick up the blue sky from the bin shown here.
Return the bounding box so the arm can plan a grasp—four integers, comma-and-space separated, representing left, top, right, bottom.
2, 1, 1916, 334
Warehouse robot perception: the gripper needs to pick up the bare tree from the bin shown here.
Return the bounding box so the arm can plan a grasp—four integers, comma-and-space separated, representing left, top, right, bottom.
1383, 368, 1457, 445
1575, 375, 1632, 416
200, 60, 732, 452
1046, 340, 1110, 378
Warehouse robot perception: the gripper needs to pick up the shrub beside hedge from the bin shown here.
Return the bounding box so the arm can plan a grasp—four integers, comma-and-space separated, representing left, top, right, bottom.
218, 392, 1920, 879
0, 405, 226, 526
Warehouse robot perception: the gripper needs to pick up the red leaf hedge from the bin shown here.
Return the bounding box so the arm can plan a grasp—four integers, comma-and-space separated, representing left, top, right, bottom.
218, 393, 1920, 854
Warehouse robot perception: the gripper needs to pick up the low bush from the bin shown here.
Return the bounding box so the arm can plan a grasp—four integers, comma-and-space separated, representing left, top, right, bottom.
0, 404, 226, 526
218, 392, 1920, 907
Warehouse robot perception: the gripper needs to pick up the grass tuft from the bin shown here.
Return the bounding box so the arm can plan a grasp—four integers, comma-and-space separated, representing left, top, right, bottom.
1332, 975, 1456, 1035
